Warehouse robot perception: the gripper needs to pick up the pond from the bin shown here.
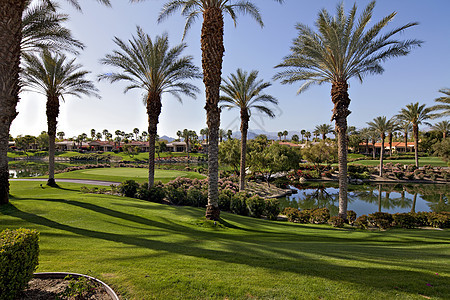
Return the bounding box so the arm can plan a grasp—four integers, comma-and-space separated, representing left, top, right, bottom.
280, 183, 449, 217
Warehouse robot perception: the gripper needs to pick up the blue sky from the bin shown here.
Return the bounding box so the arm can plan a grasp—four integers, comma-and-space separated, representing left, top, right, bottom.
11, 0, 450, 139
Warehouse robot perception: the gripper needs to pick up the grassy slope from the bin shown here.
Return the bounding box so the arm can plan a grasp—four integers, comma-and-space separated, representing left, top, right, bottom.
1, 181, 449, 299
51, 168, 206, 184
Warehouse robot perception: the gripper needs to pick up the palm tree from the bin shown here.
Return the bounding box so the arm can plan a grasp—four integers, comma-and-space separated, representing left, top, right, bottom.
369, 129, 379, 159
300, 129, 306, 142
57, 131, 65, 141
0, 0, 110, 205
96, 132, 102, 141
176, 130, 182, 141
315, 124, 333, 140
226, 129, 232, 140
22, 50, 99, 186
386, 119, 398, 157
220, 69, 278, 190
277, 132, 283, 141
99, 28, 200, 188
291, 134, 299, 142
367, 116, 394, 176
274, 1, 421, 218
397, 120, 412, 153
396, 102, 433, 167
155, 0, 283, 220
102, 129, 109, 141
305, 131, 311, 142
431, 120, 450, 139
90, 129, 96, 140
430, 88, 450, 118
283, 130, 288, 141
218, 128, 226, 143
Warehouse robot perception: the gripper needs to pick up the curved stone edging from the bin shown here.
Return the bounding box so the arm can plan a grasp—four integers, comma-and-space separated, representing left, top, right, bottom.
33, 272, 119, 300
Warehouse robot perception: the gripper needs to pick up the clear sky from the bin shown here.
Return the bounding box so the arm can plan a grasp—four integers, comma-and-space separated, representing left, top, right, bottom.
11, 0, 450, 139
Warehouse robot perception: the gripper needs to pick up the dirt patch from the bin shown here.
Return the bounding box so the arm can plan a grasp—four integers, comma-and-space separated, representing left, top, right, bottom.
17, 277, 113, 300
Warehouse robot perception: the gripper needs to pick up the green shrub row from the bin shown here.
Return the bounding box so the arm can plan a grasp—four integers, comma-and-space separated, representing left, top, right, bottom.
282, 208, 450, 229
108, 178, 281, 220
0, 228, 39, 300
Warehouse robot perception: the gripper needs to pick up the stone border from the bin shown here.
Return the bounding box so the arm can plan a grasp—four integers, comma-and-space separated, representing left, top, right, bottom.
33, 272, 119, 300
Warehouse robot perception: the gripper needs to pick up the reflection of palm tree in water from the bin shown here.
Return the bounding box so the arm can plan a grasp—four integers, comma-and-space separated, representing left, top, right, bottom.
411, 193, 418, 213
297, 187, 340, 216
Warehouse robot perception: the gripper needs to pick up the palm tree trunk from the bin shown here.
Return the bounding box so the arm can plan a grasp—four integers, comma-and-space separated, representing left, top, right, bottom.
331, 80, 351, 219
372, 140, 376, 159
388, 132, 393, 157
0, 0, 25, 204
411, 193, 417, 213
47, 95, 59, 186
413, 124, 419, 167
147, 94, 162, 189
202, 7, 224, 221
377, 184, 382, 212
365, 139, 369, 154
239, 109, 249, 191
379, 135, 385, 177
404, 131, 408, 153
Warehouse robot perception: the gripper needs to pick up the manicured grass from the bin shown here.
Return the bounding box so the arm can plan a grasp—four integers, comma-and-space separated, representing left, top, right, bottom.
52, 167, 206, 183
349, 156, 447, 167
1, 181, 449, 299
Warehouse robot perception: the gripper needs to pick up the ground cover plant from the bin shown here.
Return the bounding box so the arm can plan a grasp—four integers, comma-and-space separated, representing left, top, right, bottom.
1, 181, 449, 299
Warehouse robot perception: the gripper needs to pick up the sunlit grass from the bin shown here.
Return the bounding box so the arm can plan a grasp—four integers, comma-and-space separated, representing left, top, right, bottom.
1, 181, 449, 299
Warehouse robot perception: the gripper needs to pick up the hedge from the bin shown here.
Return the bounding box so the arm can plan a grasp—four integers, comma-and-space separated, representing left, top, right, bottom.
0, 228, 39, 300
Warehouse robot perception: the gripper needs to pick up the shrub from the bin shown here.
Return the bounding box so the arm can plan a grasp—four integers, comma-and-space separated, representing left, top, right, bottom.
118, 180, 140, 198
148, 185, 166, 203
354, 215, 369, 229
298, 209, 312, 224
246, 195, 266, 218
428, 212, 450, 228
368, 212, 393, 229
218, 189, 234, 211
0, 229, 39, 300
412, 212, 430, 227
230, 192, 249, 216
135, 183, 150, 200
282, 207, 300, 222
264, 199, 281, 221
392, 213, 416, 228
328, 216, 345, 227
165, 186, 186, 205
309, 208, 330, 224
186, 188, 207, 207
347, 210, 357, 225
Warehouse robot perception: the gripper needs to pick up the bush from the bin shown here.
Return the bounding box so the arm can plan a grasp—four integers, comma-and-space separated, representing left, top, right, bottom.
412, 212, 430, 227
392, 213, 416, 228
368, 212, 393, 229
165, 186, 186, 205
218, 189, 234, 211
282, 207, 300, 222
428, 212, 450, 228
246, 195, 266, 218
309, 208, 330, 224
148, 185, 166, 203
118, 180, 140, 198
354, 215, 369, 229
135, 183, 150, 200
328, 216, 345, 227
347, 210, 357, 225
0, 229, 39, 300
230, 192, 249, 216
186, 188, 207, 207
264, 199, 281, 221
298, 209, 312, 224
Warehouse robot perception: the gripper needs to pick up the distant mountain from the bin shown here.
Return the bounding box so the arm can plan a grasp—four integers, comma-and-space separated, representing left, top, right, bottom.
159, 135, 175, 142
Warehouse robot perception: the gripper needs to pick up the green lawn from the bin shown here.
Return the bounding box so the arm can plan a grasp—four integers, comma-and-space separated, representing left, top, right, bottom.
349, 156, 447, 167
51, 167, 206, 183
1, 181, 449, 299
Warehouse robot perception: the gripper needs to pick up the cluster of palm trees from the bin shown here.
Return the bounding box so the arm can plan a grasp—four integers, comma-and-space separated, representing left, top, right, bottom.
1, 0, 447, 224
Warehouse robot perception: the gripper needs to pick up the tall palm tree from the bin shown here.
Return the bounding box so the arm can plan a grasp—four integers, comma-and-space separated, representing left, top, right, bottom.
430, 88, 450, 118
283, 130, 288, 140
102, 129, 109, 141
386, 119, 398, 157
305, 131, 311, 142
315, 124, 333, 140
99, 28, 200, 188
274, 1, 421, 218
0, 0, 106, 204
133, 128, 140, 140
220, 69, 278, 190
57, 131, 65, 141
22, 50, 99, 186
277, 132, 283, 141
359, 127, 371, 154
300, 129, 306, 142
431, 120, 449, 139
367, 116, 394, 176
397, 120, 412, 153
155, 0, 283, 220
396, 102, 433, 167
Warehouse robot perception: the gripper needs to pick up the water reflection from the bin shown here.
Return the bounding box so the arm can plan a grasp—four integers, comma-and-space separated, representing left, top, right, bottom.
281, 183, 449, 216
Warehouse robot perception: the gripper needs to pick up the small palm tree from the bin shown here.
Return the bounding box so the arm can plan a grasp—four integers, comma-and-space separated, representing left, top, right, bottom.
430, 88, 450, 118
133, 128, 140, 140
220, 69, 278, 190
431, 120, 450, 139
274, 1, 421, 218
283, 130, 288, 141
386, 119, 399, 157
291, 134, 299, 142
397, 120, 412, 153
57, 131, 65, 141
22, 50, 99, 186
99, 28, 201, 188
359, 127, 371, 154
102, 129, 109, 141
277, 132, 283, 141
300, 129, 306, 142
315, 124, 333, 140
305, 131, 311, 142
90, 129, 96, 140
367, 116, 394, 176
396, 102, 433, 167
154, 0, 284, 220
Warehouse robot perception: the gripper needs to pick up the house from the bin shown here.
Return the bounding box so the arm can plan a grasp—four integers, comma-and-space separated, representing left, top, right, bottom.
88, 140, 115, 152
358, 142, 415, 155
166, 141, 187, 152
56, 140, 83, 151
